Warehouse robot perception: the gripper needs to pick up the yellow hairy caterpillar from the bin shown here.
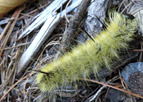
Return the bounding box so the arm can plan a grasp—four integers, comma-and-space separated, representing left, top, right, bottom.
36, 12, 137, 92
0, 0, 26, 17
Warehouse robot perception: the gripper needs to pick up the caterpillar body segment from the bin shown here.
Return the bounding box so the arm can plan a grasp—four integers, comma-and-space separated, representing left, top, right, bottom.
36, 12, 137, 92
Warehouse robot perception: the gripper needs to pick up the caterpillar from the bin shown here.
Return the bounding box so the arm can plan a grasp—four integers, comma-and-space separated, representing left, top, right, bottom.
0, 0, 26, 18
36, 12, 137, 92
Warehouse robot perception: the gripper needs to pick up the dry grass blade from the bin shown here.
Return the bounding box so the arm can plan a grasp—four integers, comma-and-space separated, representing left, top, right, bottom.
0, 6, 24, 60
0, 72, 33, 101
0, 60, 42, 101
0, 21, 11, 41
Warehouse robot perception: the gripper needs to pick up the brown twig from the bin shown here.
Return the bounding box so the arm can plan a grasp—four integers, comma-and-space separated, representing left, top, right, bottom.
133, 49, 143, 52
80, 78, 143, 99
60, 0, 91, 52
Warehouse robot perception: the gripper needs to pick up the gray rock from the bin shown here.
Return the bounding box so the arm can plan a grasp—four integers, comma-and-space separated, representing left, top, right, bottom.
121, 62, 143, 95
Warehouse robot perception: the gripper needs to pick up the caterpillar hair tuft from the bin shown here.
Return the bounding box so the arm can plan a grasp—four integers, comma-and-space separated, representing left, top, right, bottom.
36, 12, 137, 92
